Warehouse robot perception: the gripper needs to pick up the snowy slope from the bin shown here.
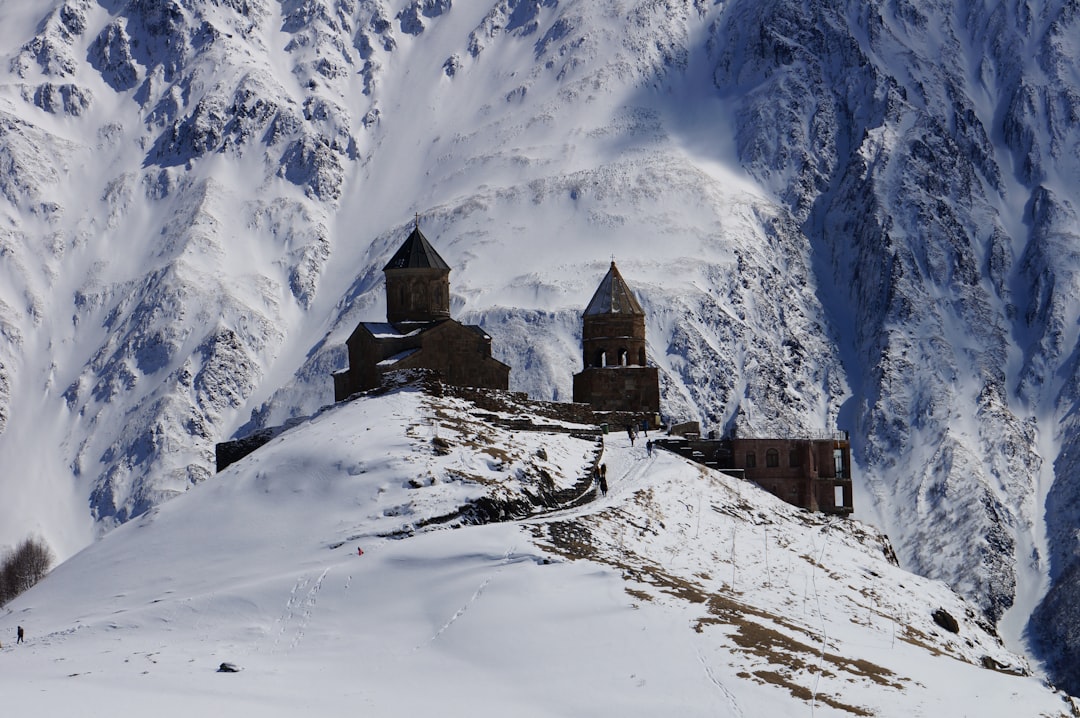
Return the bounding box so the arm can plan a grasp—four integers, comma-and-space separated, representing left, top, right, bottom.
0, 0, 844, 554
1, 383, 1074, 717
3, 0, 1080, 696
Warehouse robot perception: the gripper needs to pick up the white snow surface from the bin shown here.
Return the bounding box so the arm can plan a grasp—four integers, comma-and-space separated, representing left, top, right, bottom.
1, 384, 1073, 717
4, 0, 1080, 696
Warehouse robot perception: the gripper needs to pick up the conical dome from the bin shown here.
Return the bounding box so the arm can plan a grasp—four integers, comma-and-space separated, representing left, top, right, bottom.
383, 225, 450, 272
583, 261, 645, 316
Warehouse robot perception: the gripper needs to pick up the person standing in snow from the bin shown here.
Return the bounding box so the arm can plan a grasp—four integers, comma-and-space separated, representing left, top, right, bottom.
647, 440, 653, 456
16, 626, 24, 644
627, 425, 635, 445
599, 470, 608, 497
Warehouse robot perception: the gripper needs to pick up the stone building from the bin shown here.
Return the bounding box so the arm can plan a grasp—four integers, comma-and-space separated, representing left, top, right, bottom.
729, 436, 853, 514
332, 223, 510, 401
572, 261, 660, 414
656, 434, 854, 515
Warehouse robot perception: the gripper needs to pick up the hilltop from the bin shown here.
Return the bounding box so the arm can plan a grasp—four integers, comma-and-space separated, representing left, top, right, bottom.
1, 380, 1074, 716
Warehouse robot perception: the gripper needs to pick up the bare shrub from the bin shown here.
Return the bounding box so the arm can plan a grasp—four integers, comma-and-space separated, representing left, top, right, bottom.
0, 536, 55, 605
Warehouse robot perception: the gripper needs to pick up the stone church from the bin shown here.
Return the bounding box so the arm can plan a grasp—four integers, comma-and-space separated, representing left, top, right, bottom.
332, 223, 510, 401
572, 261, 660, 414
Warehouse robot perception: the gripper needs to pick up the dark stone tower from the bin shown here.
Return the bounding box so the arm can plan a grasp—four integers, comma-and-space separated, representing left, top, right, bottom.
383, 221, 451, 324
580, 261, 648, 369
573, 262, 660, 413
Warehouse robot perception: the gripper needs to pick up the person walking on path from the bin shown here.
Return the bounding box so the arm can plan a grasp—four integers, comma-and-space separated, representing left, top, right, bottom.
626, 425, 635, 445
17, 626, 24, 644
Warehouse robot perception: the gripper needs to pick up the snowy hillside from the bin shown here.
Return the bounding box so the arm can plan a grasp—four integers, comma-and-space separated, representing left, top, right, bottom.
2, 383, 1074, 717
3, 0, 1080, 696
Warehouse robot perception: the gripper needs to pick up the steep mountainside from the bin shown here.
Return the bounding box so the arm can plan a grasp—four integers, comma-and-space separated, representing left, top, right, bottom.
2, 0, 1080, 693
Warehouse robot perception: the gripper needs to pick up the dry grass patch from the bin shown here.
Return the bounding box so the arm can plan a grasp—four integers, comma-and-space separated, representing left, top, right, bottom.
749, 670, 874, 716
533, 515, 903, 716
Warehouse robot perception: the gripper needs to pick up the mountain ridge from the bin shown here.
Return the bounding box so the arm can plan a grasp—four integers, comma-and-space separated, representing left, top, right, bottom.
3, 0, 1080, 694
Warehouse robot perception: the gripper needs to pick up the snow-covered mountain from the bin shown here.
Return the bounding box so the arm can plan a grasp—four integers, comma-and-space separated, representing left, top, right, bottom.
2, 0, 1080, 695
2, 381, 1076, 716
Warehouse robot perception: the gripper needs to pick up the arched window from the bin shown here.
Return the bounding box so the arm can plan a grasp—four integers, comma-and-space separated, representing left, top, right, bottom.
789, 449, 802, 467
745, 452, 757, 468
766, 448, 779, 468
598, 350, 607, 368
619, 348, 628, 366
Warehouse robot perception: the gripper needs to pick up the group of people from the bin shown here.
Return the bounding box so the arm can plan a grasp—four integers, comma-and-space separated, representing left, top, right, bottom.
594, 463, 608, 496
626, 419, 652, 446
602, 417, 662, 495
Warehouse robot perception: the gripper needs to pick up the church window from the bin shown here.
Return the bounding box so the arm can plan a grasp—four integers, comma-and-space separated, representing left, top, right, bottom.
745, 452, 756, 468
766, 448, 779, 467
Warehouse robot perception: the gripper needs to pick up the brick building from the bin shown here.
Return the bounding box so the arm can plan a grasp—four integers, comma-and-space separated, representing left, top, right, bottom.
572, 261, 660, 414
656, 434, 854, 514
730, 436, 853, 514
332, 223, 510, 401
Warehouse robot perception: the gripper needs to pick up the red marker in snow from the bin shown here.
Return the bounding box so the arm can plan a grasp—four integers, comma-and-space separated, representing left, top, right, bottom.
357, 547, 364, 556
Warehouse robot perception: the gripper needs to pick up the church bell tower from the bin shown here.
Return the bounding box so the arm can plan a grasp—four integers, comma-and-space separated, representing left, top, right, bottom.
383, 220, 451, 324
572, 261, 660, 414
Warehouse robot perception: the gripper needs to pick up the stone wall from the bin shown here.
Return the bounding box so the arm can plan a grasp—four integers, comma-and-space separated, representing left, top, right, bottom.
572, 366, 660, 413
581, 314, 647, 368
384, 267, 450, 323
394, 321, 509, 391
445, 384, 599, 426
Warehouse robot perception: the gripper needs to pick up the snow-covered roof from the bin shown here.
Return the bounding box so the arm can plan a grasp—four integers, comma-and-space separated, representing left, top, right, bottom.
583, 261, 645, 316
377, 348, 421, 366
362, 322, 424, 339
462, 324, 492, 340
